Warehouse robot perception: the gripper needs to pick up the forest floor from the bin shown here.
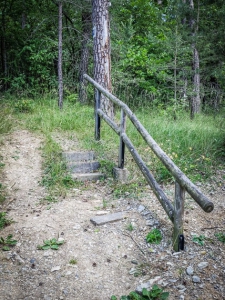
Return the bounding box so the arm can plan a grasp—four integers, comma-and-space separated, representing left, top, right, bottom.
0, 129, 224, 300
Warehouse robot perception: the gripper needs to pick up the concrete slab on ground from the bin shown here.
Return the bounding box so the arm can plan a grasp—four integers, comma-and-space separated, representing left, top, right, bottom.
90, 212, 126, 225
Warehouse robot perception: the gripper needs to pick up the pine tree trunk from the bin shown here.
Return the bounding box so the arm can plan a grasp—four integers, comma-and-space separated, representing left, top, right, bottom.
189, 0, 201, 118
92, 0, 114, 119
58, 1, 63, 109
79, 11, 91, 104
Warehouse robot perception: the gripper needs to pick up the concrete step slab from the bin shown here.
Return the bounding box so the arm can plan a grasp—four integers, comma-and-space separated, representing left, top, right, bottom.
62, 151, 95, 162
90, 212, 126, 225
71, 172, 104, 182
67, 161, 100, 173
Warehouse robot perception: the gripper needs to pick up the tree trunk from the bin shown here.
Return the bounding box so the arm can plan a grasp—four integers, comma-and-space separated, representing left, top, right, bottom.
92, 0, 114, 118
79, 11, 91, 104
58, 1, 63, 109
189, 0, 201, 118
1, 11, 8, 91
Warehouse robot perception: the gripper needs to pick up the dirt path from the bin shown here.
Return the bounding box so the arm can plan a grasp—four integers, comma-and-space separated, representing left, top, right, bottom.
0, 130, 224, 300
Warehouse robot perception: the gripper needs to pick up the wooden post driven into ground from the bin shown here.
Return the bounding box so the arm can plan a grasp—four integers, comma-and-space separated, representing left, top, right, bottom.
84, 73, 214, 252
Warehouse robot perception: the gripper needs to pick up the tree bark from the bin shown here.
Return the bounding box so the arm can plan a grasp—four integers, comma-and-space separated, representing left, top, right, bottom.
58, 1, 63, 109
79, 10, 91, 104
189, 0, 201, 118
92, 0, 114, 118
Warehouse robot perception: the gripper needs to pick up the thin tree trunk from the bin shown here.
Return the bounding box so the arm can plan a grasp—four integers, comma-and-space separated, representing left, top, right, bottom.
1, 11, 8, 91
92, 0, 114, 119
79, 11, 91, 104
189, 0, 201, 118
58, 1, 63, 109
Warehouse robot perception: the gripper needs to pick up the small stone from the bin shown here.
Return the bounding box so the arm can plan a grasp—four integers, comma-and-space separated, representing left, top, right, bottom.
146, 220, 155, 226
179, 295, 185, 300
58, 237, 64, 243
125, 283, 131, 290
137, 205, 145, 213
177, 285, 186, 290
192, 276, 201, 283
200, 251, 206, 255
129, 268, 136, 275
166, 262, 174, 266
65, 271, 72, 276
186, 266, 194, 275
198, 262, 208, 269
62, 289, 68, 295
136, 282, 151, 293
51, 266, 61, 272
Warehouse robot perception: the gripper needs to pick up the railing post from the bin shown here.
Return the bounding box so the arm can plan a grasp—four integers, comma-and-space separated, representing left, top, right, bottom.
173, 181, 185, 252
95, 89, 101, 140
118, 109, 126, 168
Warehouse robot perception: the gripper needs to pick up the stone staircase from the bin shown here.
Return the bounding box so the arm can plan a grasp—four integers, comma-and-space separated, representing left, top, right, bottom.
62, 151, 104, 181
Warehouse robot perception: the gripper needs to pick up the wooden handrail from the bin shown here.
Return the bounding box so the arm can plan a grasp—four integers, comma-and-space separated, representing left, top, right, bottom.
84, 73, 214, 251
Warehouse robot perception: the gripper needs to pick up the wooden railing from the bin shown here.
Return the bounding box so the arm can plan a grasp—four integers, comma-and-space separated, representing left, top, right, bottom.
84, 74, 214, 252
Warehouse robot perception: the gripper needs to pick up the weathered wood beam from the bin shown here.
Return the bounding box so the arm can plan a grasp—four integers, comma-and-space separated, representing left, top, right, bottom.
84, 74, 214, 213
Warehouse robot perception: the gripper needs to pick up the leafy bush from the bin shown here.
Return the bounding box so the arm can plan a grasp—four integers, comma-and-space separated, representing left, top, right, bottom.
14, 99, 34, 113
215, 232, 225, 243
111, 285, 169, 300
146, 229, 162, 244
0, 212, 13, 230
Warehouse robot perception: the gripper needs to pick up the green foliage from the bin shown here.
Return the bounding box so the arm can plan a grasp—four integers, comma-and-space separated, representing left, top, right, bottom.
41, 135, 78, 197
111, 285, 169, 300
146, 229, 162, 244
126, 223, 134, 232
215, 232, 225, 243
0, 234, 17, 251
192, 235, 206, 246
14, 99, 34, 113
37, 238, 64, 250
69, 259, 77, 265
0, 106, 13, 135
0, 212, 13, 230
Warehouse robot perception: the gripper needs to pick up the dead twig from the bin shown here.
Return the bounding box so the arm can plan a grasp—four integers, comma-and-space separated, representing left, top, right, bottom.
119, 230, 147, 260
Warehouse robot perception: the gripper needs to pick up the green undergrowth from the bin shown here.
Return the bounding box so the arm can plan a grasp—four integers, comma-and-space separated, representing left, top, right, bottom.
41, 135, 81, 199
5, 95, 225, 186
0, 103, 14, 204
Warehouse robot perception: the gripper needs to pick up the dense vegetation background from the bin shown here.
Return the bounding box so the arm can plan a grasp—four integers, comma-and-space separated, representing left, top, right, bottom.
0, 0, 224, 112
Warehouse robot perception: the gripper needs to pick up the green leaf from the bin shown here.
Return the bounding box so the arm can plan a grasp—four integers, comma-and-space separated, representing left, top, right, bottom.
111, 296, 117, 300
2, 246, 10, 251
50, 244, 59, 250
50, 238, 57, 244
43, 240, 51, 245
128, 291, 142, 300
120, 296, 129, 300
142, 288, 150, 297
160, 292, 169, 300
41, 245, 51, 250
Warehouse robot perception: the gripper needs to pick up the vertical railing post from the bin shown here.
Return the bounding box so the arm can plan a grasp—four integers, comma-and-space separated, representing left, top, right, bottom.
95, 89, 101, 140
118, 108, 126, 168
173, 181, 185, 252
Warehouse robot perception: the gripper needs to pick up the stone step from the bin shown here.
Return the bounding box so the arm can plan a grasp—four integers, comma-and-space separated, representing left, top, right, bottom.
67, 161, 100, 173
71, 172, 104, 182
62, 151, 95, 162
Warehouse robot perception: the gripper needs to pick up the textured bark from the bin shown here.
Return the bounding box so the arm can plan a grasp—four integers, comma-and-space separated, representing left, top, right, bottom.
58, 1, 63, 109
189, 0, 201, 118
79, 11, 91, 104
92, 0, 114, 118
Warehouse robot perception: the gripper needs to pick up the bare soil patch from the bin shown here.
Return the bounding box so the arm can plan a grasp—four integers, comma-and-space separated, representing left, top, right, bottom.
0, 130, 224, 300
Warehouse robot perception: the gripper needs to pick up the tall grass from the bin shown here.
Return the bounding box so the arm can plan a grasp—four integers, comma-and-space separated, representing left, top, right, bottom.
0, 104, 14, 203
10, 96, 225, 183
